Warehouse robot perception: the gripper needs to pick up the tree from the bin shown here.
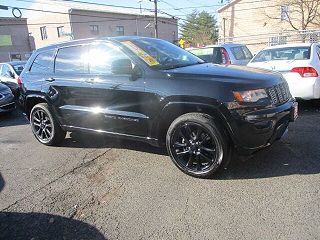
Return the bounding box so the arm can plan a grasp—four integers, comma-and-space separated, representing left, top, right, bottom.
180, 11, 218, 46
266, 0, 320, 30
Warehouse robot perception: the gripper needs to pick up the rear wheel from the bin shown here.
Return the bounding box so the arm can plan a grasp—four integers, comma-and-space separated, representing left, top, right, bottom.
166, 113, 229, 178
30, 103, 66, 146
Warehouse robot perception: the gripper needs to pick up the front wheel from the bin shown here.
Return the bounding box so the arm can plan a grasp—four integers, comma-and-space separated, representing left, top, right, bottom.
30, 103, 66, 146
166, 113, 229, 178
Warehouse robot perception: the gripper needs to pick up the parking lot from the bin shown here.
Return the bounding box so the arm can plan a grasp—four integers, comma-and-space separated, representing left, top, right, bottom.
0, 101, 320, 240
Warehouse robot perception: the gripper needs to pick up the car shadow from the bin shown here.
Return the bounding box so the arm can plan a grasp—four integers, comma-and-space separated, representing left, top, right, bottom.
0, 211, 106, 240
0, 109, 29, 128
62, 132, 167, 156
0, 173, 106, 240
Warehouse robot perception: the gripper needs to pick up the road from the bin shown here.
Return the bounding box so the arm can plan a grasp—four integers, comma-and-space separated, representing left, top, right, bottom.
0, 101, 320, 240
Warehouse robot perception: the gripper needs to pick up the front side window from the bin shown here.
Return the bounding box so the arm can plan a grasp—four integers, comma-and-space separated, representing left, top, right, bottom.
40, 26, 48, 40
55, 45, 88, 74
120, 38, 203, 70
89, 42, 131, 75
30, 50, 55, 73
116, 26, 124, 36
252, 47, 311, 63
90, 25, 99, 35
57, 26, 64, 38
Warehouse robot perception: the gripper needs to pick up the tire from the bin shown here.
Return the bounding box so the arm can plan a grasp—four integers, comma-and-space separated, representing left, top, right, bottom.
166, 113, 230, 178
30, 103, 66, 146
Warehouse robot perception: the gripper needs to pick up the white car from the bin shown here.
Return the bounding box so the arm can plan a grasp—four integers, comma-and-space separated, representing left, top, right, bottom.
248, 43, 320, 100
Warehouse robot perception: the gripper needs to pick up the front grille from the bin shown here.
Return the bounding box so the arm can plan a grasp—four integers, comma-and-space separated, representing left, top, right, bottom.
267, 82, 291, 105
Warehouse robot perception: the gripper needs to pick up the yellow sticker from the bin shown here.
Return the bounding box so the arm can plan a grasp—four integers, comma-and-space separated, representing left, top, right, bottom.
122, 41, 160, 66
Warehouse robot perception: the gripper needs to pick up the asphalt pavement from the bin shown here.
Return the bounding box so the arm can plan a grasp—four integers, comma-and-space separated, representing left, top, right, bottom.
0, 101, 320, 240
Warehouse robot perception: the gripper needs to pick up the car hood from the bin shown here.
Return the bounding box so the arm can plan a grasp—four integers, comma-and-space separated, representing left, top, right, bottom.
164, 63, 284, 88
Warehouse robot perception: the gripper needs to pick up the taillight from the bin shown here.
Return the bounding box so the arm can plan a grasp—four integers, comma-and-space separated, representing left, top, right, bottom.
221, 48, 231, 64
17, 77, 22, 87
291, 67, 318, 77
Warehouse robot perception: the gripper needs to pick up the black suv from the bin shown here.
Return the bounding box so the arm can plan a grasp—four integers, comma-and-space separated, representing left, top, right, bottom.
19, 37, 298, 177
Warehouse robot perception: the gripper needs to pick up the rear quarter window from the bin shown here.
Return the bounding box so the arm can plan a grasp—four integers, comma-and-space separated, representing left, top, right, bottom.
230, 46, 253, 60
30, 50, 55, 73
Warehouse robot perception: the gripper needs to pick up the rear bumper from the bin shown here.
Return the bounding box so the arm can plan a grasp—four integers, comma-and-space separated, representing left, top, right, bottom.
283, 73, 320, 100
0, 94, 16, 113
228, 100, 297, 155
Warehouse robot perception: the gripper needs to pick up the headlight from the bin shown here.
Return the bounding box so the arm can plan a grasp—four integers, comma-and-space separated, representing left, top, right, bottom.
233, 89, 268, 103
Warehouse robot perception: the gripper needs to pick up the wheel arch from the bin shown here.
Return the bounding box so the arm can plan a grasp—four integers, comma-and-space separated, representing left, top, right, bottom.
153, 101, 236, 146
25, 95, 47, 119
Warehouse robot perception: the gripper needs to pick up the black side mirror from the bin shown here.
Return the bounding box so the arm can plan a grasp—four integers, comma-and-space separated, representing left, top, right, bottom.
111, 59, 133, 75
5, 71, 14, 78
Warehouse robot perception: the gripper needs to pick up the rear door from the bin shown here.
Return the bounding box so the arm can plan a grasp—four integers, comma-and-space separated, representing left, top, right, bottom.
81, 41, 147, 137
42, 44, 90, 127
22, 49, 56, 102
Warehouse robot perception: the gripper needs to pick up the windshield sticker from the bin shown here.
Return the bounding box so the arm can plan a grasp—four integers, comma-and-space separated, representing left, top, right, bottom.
122, 41, 160, 66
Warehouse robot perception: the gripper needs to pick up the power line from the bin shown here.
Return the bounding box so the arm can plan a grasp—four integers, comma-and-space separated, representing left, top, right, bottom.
15, 0, 154, 12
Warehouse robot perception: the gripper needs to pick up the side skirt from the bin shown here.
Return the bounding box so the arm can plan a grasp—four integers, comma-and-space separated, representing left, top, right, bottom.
61, 125, 160, 147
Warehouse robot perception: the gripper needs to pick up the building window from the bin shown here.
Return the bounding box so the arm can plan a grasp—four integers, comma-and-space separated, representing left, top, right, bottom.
90, 25, 99, 35
116, 26, 124, 36
40, 26, 47, 40
57, 26, 64, 38
280, 5, 289, 21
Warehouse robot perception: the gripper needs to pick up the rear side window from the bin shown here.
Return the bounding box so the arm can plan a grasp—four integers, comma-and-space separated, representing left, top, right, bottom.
316, 46, 320, 61
0, 64, 11, 76
30, 50, 55, 73
230, 46, 253, 60
188, 47, 223, 64
252, 47, 311, 63
55, 45, 88, 74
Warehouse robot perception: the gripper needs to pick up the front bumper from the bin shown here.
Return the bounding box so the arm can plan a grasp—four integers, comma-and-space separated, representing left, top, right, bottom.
228, 100, 297, 155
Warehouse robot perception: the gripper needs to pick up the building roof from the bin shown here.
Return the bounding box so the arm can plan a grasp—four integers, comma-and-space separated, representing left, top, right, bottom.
28, 0, 173, 20
0, 17, 27, 21
217, 0, 242, 13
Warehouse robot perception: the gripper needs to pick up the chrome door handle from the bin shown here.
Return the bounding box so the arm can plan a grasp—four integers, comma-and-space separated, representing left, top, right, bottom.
45, 77, 55, 82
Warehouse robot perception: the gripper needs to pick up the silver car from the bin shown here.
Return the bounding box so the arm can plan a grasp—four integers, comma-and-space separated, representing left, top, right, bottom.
0, 61, 26, 96
187, 43, 253, 65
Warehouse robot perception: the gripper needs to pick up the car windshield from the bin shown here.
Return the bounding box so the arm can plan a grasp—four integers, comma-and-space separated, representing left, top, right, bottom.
120, 38, 204, 70
230, 46, 253, 60
251, 46, 311, 63
12, 63, 26, 75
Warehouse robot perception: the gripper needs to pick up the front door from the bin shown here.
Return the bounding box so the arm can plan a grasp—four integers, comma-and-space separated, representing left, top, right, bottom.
81, 41, 148, 137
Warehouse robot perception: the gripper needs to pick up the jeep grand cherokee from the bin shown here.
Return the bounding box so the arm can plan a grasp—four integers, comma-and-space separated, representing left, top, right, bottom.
19, 37, 298, 178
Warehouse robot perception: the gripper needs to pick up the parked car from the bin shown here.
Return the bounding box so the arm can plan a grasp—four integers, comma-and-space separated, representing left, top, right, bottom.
248, 43, 320, 100
0, 83, 15, 113
0, 61, 26, 97
19, 37, 297, 178
187, 43, 253, 65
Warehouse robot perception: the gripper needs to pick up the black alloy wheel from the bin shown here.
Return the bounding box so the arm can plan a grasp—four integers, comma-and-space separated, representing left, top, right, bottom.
30, 103, 66, 146
167, 113, 227, 178
31, 109, 53, 142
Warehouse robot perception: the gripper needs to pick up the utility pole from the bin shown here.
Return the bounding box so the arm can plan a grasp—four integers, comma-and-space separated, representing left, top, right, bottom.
149, 0, 158, 38
223, 18, 226, 43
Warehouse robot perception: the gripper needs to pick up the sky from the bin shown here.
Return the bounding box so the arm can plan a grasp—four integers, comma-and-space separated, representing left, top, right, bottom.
0, 0, 225, 20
